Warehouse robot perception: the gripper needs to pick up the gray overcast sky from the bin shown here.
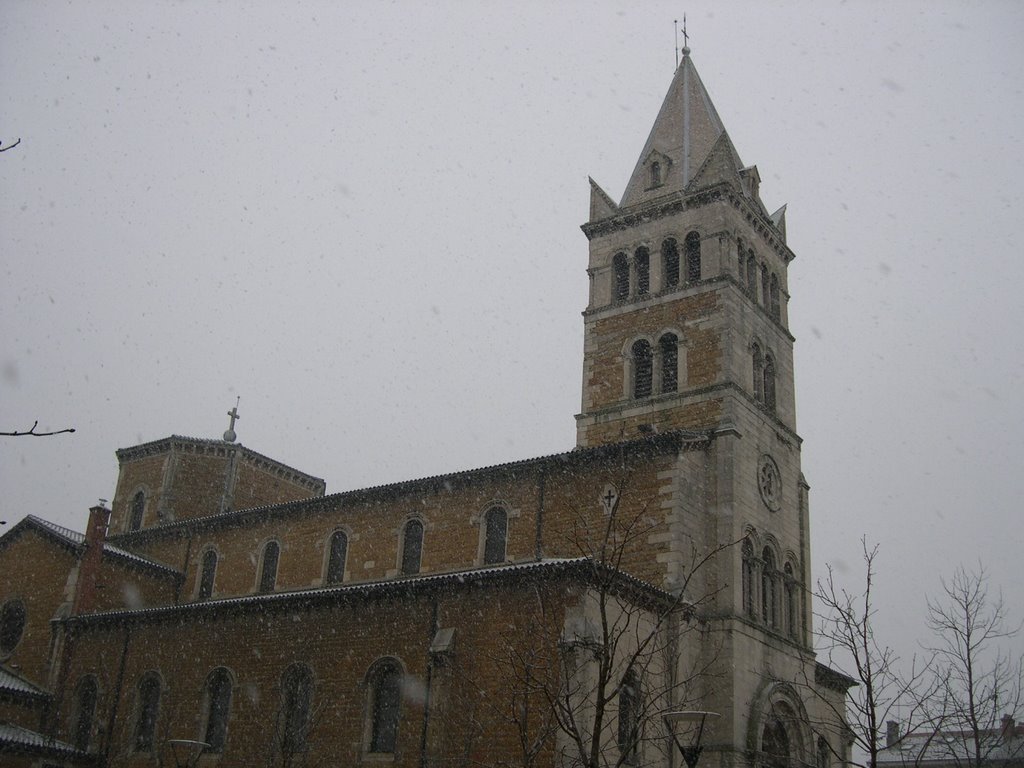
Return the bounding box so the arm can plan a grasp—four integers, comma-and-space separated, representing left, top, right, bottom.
2, 1, 1022, 668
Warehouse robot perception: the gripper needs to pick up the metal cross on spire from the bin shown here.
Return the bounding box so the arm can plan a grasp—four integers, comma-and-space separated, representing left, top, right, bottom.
223, 397, 241, 443
674, 15, 691, 69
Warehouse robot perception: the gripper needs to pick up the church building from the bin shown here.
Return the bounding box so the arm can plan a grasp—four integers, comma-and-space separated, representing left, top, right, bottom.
0, 48, 852, 768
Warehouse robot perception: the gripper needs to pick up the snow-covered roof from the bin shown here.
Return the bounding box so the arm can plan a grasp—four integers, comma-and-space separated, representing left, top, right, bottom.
0, 665, 49, 701
15, 515, 180, 578
109, 429, 711, 542
65, 557, 678, 628
0, 721, 84, 759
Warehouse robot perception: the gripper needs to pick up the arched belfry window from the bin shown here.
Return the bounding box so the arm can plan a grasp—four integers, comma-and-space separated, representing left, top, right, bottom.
762, 714, 792, 768
662, 238, 680, 289
770, 273, 781, 320
764, 354, 777, 412
483, 507, 508, 565
618, 669, 641, 764
784, 562, 799, 640
761, 264, 770, 306
258, 541, 280, 593
198, 549, 218, 601
203, 667, 233, 753
747, 252, 758, 297
685, 231, 701, 282
752, 344, 765, 403
634, 247, 650, 295
326, 530, 348, 586
613, 253, 630, 302
400, 519, 423, 575
129, 491, 145, 532
631, 340, 653, 398
73, 676, 98, 752
659, 333, 678, 393
281, 664, 314, 756
133, 673, 161, 753
368, 659, 403, 754
762, 547, 778, 629
741, 539, 755, 618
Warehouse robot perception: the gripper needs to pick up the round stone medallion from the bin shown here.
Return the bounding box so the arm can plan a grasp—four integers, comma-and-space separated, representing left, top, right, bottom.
758, 454, 782, 511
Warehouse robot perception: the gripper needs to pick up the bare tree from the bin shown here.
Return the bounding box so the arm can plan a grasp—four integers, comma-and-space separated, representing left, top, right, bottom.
813, 538, 935, 768
918, 564, 1024, 768
447, 470, 731, 768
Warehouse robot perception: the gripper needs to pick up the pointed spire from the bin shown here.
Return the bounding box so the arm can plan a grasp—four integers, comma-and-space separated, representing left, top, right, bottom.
620, 51, 740, 208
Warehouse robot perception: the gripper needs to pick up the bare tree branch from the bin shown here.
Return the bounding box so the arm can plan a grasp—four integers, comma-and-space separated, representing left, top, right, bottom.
0, 137, 21, 152
1, 420, 76, 437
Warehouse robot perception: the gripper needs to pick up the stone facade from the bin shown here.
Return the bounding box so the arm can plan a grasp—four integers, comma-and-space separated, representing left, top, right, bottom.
0, 50, 851, 768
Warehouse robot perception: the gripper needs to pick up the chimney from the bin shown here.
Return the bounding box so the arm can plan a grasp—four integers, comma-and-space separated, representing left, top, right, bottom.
72, 505, 110, 615
1001, 714, 1016, 743
886, 721, 900, 748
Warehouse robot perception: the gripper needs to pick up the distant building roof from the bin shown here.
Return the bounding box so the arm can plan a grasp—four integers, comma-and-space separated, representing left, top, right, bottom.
878, 717, 1024, 766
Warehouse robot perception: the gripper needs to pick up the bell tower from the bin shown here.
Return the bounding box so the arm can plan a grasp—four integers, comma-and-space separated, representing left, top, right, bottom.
576, 47, 795, 450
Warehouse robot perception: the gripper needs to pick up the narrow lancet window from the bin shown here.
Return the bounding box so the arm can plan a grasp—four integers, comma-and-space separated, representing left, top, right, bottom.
764, 354, 777, 412
483, 507, 508, 565
326, 531, 348, 585
685, 231, 701, 282
258, 541, 280, 593
129, 491, 145, 532
662, 238, 679, 288
198, 549, 218, 601
659, 333, 678, 393
635, 247, 650, 295
752, 344, 764, 402
401, 519, 423, 575
631, 340, 653, 398
613, 253, 629, 301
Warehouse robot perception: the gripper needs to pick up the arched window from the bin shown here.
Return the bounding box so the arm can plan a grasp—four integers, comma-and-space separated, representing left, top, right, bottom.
662, 238, 680, 289
326, 530, 348, 586
770, 273, 781, 320
198, 549, 218, 601
281, 664, 314, 756
133, 673, 161, 752
741, 539, 755, 618
129, 491, 145, 532
631, 340, 653, 398
785, 562, 799, 640
752, 344, 765, 402
0, 599, 26, 656
737, 240, 746, 278
762, 715, 791, 768
634, 247, 650, 295
685, 231, 701, 282
73, 676, 98, 752
368, 659, 402, 754
762, 548, 778, 629
649, 161, 661, 187
400, 520, 423, 576
818, 736, 831, 768
761, 263, 770, 306
659, 333, 678, 393
483, 507, 508, 565
203, 668, 233, 753
764, 354, 777, 412
746, 252, 758, 297
258, 541, 280, 593
613, 252, 630, 301
618, 670, 641, 764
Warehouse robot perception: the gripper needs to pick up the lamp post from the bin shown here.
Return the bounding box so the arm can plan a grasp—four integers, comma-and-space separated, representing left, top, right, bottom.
167, 739, 210, 768
663, 710, 720, 768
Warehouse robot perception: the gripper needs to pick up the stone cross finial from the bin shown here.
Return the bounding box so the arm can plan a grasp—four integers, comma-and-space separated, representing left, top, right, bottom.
224, 397, 241, 443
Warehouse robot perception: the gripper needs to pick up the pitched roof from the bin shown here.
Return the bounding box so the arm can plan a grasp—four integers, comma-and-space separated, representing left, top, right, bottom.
0, 515, 180, 579
63, 557, 681, 628
0, 665, 49, 701
0, 721, 85, 760
620, 51, 735, 207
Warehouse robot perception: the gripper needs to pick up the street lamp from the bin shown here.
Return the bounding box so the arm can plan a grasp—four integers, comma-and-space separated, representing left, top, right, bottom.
167, 739, 210, 768
663, 710, 720, 768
